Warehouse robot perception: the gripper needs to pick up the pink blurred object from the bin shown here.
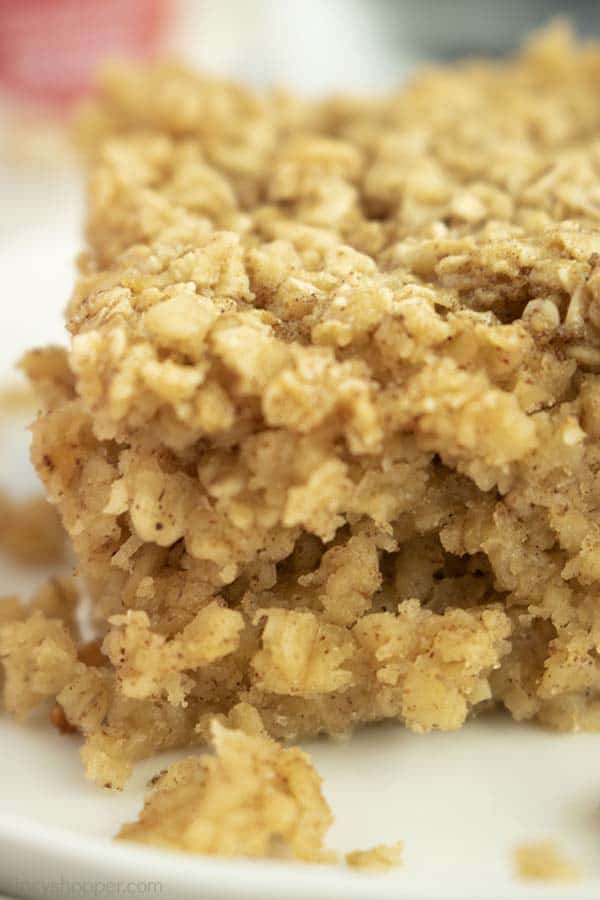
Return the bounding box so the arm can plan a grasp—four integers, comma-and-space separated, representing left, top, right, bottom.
0, 0, 171, 109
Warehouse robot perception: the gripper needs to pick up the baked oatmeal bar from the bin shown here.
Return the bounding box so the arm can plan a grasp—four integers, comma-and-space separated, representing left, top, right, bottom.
14, 24, 600, 787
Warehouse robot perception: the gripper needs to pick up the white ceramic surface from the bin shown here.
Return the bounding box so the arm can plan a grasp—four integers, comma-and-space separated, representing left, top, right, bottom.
2, 162, 600, 900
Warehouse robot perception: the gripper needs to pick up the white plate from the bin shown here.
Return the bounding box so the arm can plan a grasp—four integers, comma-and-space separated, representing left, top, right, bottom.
2, 166, 600, 900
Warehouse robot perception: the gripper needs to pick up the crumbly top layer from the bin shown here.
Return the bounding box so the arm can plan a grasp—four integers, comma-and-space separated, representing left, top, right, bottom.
68, 23, 600, 494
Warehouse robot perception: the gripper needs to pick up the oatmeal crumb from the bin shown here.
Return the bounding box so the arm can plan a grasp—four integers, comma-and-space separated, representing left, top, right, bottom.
346, 842, 403, 871
118, 719, 336, 863
514, 841, 581, 883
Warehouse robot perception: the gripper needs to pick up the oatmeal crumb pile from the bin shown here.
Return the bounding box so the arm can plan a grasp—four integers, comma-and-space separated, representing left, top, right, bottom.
119, 712, 336, 862
118, 706, 402, 866
4, 22, 600, 861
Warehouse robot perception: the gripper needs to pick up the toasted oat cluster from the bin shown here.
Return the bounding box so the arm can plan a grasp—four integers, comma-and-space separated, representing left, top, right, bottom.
13, 25, 600, 791
119, 713, 335, 862
0, 578, 79, 718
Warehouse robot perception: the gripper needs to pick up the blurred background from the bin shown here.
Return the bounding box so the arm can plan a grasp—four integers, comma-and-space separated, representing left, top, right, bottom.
2, 0, 600, 108
2, 0, 600, 105
1, 0, 599, 381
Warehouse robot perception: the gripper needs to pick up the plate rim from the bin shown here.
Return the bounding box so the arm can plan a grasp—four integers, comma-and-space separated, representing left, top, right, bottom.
1, 811, 600, 900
